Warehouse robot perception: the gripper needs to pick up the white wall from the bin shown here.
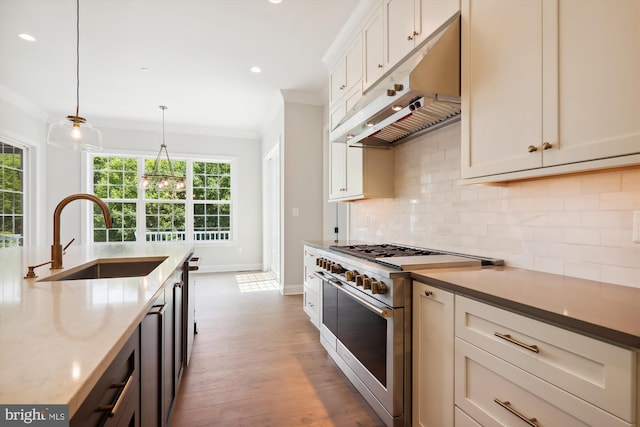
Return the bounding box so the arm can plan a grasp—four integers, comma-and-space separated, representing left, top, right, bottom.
348, 123, 640, 288
44, 125, 263, 272
0, 86, 49, 246
262, 96, 324, 294
282, 101, 324, 293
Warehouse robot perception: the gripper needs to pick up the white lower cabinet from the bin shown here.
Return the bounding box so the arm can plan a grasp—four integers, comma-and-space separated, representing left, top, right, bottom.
411, 283, 639, 426
455, 338, 631, 427
454, 295, 636, 427
412, 281, 454, 427
454, 407, 481, 427
302, 246, 321, 328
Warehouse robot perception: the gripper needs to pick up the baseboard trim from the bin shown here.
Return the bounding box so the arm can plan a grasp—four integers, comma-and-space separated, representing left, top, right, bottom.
191, 263, 263, 273
281, 284, 303, 295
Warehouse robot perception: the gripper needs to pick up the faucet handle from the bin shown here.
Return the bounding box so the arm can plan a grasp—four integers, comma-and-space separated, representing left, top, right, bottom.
63, 238, 75, 254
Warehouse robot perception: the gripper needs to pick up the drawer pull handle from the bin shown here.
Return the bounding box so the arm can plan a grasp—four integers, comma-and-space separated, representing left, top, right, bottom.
96, 374, 134, 417
494, 332, 539, 353
494, 399, 539, 427
424, 290, 433, 297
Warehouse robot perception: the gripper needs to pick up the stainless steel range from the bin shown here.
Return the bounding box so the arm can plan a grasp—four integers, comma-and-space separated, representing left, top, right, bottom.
314, 243, 502, 427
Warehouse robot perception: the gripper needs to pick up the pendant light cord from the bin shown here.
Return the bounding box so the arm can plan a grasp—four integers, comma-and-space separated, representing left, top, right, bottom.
75, 0, 80, 118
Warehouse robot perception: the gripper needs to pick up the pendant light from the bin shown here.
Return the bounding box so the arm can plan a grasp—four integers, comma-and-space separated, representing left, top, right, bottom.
139, 106, 186, 192
47, 0, 102, 151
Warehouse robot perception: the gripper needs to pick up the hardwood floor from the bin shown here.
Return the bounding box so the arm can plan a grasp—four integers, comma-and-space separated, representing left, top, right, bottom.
171, 271, 386, 427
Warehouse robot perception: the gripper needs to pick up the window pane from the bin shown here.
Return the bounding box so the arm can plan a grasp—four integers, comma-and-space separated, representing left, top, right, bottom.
94, 202, 136, 242
90, 155, 232, 244
0, 142, 24, 247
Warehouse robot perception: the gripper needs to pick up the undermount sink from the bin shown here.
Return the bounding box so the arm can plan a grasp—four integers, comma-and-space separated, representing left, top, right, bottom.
40, 256, 168, 281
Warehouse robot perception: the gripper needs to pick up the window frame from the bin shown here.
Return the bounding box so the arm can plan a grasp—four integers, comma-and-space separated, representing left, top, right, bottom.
84, 149, 237, 246
0, 137, 29, 248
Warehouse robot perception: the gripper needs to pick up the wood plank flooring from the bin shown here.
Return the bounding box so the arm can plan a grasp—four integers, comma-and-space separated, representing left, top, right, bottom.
171, 272, 386, 427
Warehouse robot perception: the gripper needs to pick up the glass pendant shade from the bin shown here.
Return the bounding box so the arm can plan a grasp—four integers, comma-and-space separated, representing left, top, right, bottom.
46, 0, 101, 152
47, 115, 103, 151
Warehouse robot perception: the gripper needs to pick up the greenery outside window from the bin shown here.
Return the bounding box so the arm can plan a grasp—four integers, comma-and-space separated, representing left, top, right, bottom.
91, 154, 232, 243
0, 142, 24, 247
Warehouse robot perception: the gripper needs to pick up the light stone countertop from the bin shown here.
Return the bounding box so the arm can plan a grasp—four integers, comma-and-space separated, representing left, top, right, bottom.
0, 243, 194, 417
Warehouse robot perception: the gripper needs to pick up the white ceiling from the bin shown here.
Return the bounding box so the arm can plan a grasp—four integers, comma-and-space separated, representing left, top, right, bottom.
0, 0, 361, 138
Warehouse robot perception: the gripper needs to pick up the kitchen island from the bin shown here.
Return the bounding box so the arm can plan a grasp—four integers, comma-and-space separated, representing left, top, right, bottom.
0, 242, 193, 419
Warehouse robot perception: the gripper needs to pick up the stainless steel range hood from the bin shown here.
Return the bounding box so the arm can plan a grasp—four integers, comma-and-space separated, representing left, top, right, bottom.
330, 12, 461, 148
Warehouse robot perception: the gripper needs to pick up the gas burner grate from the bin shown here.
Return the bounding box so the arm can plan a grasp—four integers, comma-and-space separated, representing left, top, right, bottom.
329, 244, 443, 261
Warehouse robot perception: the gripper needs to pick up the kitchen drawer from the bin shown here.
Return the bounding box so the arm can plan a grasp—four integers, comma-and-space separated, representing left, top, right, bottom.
455, 406, 481, 427
455, 295, 636, 422
304, 246, 319, 290
71, 328, 140, 427
455, 338, 632, 427
303, 284, 320, 327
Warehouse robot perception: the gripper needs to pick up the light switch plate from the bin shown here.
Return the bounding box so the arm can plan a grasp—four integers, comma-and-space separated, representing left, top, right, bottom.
633, 211, 640, 244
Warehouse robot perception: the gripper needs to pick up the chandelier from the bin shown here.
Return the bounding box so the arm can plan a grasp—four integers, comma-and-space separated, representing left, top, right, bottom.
47, 0, 102, 151
140, 106, 185, 192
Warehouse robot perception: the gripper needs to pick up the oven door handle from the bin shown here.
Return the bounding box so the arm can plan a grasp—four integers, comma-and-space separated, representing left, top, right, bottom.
314, 271, 392, 319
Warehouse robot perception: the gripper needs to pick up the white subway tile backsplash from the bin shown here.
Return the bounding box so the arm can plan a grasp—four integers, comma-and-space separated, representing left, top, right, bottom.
349, 123, 640, 288
564, 227, 600, 245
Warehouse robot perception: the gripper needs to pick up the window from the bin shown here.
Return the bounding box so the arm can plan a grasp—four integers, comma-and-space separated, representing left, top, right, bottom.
0, 142, 24, 247
90, 154, 233, 243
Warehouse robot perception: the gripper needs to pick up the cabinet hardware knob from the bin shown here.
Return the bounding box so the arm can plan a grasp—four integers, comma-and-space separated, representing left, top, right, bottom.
424, 290, 433, 297
407, 35, 413, 41
527, 145, 538, 153
494, 399, 539, 427
377, 64, 383, 68
542, 142, 553, 150
494, 332, 539, 353
387, 89, 396, 96
413, 31, 419, 36
339, 84, 346, 90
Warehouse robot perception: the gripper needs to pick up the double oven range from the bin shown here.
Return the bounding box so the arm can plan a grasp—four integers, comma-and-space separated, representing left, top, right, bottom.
313, 244, 502, 427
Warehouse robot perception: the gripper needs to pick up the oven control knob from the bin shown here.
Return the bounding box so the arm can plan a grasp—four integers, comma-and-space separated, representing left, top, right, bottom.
322, 259, 331, 270
355, 275, 364, 287
363, 277, 372, 290
345, 270, 357, 281
316, 257, 323, 266
331, 264, 344, 274
372, 280, 388, 294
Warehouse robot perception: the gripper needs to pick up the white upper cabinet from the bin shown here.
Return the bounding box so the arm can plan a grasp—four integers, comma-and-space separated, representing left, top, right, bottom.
461, 0, 640, 182
385, 0, 460, 69
363, 5, 386, 90
385, 0, 416, 67
329, 36, 363, 107
329, 143, 394, 202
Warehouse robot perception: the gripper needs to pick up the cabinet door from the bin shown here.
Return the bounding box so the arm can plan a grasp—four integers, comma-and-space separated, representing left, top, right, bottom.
141, 297, 164, 427
412, 282, 454, 427
414, 0, 460, 47
345, 36, 363, 90
162, 284, 174, 427
329, 57, 346, 105
344, 144, 364, 198
329, 142, 347, 200
173, 280, 184, 391
386, 0, 416, 67
460, 0, 544, 179
364, 5, 385, 89
543, 0, 640, 167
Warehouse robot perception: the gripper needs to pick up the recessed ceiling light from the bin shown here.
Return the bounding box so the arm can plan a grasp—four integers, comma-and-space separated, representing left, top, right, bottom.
18, 33, 36, 42
140, 67, 151, 72
268, 0, 282, 4
250, 66, 262, 73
